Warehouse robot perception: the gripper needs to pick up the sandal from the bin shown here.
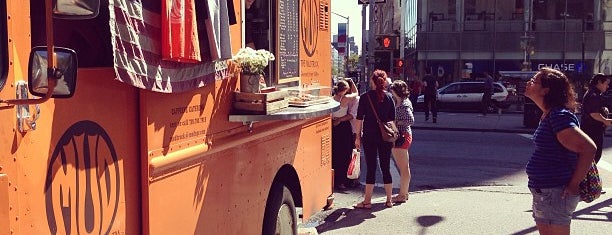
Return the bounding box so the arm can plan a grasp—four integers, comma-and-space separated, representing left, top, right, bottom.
392, 194, 409, 203
353, 201, 372, 209
385, 200, 393, 208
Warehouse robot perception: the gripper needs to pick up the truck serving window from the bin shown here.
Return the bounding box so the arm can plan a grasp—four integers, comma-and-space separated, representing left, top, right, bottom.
0, 1, 8, 91
246, 0, 300, 86
30, 1, 113, 68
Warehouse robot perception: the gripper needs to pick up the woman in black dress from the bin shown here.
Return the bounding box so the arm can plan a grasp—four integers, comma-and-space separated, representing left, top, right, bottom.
580, 73, 612, 163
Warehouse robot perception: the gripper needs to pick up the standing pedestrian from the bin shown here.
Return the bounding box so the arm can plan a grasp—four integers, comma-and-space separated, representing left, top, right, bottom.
409, 79, 423, 107
423, 67, 438, 123
353, 69, 396, 209
524, 67, 597, 234
580, 73, 612, 164
331, 80, 356, 190
346, 77, 362, 188
481, 71, 494, 116
389, 80, 414, 204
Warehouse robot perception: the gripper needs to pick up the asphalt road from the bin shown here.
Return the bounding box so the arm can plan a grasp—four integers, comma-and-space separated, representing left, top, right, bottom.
304, 129, 612, 235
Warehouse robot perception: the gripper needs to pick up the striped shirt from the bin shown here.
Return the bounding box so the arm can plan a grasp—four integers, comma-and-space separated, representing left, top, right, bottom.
526, 107, 578, 188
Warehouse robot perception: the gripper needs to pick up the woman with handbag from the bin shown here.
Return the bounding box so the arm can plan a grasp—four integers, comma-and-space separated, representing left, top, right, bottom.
353, 70, 396, 209
524, 67, 597, 234
389, 80, 414, 203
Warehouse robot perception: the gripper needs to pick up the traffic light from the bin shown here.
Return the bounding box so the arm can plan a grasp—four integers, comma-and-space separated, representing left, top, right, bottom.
394, 59, 404, 68
393, 58, 404, 75
375, 35, 397, 50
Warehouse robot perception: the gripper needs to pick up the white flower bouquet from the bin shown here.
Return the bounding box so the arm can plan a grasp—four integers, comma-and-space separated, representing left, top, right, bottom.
232, 47, 275, 75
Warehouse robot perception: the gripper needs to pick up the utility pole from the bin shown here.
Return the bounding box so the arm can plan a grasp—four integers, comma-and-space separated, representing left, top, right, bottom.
399, 0, 405, 81
361, 4, 367, 91
368, 0, 376, 85
332, 12, 350, 77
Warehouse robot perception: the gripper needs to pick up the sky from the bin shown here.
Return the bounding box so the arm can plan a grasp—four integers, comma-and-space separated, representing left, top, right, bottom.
330, 1, 367, 55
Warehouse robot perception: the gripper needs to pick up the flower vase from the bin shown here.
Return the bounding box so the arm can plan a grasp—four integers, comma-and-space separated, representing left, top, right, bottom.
240, 73, 261, 93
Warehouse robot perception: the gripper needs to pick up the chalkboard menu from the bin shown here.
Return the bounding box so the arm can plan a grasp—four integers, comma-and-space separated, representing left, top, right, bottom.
278, 0, 299, 80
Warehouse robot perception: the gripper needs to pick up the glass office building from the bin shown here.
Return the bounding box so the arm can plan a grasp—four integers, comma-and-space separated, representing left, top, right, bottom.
405, 0, 608, 86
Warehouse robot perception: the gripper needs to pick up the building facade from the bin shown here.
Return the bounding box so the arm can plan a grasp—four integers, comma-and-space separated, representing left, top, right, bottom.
405, 0, 610, 86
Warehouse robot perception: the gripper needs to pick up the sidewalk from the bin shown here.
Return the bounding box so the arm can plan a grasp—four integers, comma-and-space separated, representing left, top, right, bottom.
304, 111, 612, 234
310, 185, 612, 235
411, 111, 535, 134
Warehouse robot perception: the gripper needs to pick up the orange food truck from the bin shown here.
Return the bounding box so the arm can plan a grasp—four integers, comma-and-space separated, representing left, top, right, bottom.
0, 0, 335, 234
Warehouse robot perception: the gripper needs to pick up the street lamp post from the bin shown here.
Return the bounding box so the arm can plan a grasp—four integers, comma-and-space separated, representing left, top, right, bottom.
332, 12, 350, 77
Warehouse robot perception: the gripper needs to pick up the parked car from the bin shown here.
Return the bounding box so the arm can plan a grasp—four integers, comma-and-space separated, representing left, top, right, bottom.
415, 81, 511, 111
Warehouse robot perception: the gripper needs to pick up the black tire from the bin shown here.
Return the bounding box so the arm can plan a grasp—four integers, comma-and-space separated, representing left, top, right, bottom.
262, 183, 297, 235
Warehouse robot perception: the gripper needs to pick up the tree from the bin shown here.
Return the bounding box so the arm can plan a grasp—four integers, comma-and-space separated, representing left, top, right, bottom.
347, 54, 360, 72
332, 66, 338, 76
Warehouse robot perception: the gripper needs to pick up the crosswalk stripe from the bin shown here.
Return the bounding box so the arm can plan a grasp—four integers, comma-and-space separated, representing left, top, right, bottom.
518, 134, 533, 139
597, 160, 612, 172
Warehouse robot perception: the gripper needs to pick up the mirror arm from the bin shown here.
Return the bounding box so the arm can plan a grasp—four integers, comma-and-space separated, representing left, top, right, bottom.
0, 72, 58, 106
0, 0, 57, 108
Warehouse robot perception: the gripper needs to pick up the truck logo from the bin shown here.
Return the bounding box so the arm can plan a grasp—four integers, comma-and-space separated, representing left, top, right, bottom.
301, 0, 319, 56
45, 121, 121, 235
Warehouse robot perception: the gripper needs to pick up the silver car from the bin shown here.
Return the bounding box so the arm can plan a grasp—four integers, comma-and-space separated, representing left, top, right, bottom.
416, 81, 510, 111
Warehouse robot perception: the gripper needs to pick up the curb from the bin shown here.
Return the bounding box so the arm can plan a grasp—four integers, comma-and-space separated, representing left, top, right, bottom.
411, 126, 535, 134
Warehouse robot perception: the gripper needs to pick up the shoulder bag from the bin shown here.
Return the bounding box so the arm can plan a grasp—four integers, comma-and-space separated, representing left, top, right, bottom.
367, 93, 399, 143
579, 161, 602, 203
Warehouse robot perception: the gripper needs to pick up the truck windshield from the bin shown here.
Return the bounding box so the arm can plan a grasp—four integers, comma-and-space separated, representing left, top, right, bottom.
0, 1, 8, 91
30, 1, 113, 68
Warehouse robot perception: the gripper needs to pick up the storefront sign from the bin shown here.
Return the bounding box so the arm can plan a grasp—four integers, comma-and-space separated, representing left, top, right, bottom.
537, 63, 577, 71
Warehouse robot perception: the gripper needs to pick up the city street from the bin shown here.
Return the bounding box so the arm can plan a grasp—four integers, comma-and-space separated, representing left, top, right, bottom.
303, 112, 612, 235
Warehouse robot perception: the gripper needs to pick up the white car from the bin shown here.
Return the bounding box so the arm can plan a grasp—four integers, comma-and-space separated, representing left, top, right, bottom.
416, 81, 510, 111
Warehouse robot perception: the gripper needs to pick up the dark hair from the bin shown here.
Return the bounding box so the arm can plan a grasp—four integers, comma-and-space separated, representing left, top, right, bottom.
370, 70, 388, 102
537, 67, 578, 112
344, 78, 354, 95
390, 80, 410, 99
333, 80, 349, 94
588, 73, 610, 91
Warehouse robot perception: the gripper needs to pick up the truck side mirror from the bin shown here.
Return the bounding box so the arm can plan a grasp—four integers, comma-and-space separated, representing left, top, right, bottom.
53, 0, 100, 19
28, 46, 78, 98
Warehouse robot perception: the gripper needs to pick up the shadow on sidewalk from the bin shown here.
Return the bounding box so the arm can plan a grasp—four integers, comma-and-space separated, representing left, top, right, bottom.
510, 198, 612, 235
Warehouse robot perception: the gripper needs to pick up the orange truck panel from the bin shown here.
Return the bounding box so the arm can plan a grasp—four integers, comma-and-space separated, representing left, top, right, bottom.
0, 0, 334, 234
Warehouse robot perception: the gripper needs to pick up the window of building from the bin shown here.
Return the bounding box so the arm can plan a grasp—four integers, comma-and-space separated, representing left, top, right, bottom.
0, 1, 7, 91
447, 0, 456, 17
465, 0, 476, 15
533, 0, 594, 20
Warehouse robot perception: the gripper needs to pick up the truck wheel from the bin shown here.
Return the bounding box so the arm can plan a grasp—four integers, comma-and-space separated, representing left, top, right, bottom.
262, 183, 297, 235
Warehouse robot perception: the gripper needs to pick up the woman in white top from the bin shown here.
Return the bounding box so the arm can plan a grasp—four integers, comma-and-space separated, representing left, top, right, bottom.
332, 80, 357, 189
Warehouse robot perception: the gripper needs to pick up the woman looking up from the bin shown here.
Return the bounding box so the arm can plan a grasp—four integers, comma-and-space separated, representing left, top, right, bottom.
524, 67, 596, 234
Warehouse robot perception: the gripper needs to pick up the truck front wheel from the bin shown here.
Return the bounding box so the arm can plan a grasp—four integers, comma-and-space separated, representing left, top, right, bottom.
262, 183, 297, 235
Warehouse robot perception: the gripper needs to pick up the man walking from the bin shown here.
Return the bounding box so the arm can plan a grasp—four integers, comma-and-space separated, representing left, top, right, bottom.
423, 68, 438, 123
481, 71, 494, 116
